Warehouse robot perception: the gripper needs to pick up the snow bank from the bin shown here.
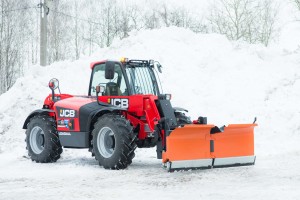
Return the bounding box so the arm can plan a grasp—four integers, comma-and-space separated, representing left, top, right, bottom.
94, 27, 300, 156
1, 27, 300, 199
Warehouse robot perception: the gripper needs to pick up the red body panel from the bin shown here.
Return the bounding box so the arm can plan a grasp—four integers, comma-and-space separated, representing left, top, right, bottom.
53, 97, 95, 132
43, 93, 162, 140
99, 94, 161, 139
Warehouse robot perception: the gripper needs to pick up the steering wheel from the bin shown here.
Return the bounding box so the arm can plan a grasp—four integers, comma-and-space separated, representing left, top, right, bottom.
92, 83, 107, 93
135, 86, 142, 94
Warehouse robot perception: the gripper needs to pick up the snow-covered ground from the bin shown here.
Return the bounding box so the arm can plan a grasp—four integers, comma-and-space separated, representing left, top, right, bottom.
1, 26, 300, 199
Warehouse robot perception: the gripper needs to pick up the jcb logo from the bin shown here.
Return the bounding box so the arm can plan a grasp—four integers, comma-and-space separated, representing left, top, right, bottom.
59, 109, 76, 118
109, 98, 129, 109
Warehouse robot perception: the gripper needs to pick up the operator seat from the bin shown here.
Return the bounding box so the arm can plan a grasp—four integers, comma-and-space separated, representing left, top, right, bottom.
105, 82, 122, 96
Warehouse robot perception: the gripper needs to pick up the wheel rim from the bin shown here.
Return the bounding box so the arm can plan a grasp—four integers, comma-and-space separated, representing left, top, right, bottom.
97, 127, 116, 158
29, 126, 45, 154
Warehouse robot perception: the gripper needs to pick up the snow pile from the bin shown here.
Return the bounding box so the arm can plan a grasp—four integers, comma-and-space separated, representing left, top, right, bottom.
0, 27, 300, 199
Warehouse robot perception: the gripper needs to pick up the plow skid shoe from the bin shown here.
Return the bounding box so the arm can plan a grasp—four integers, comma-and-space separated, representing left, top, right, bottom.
162, 124, 257, 172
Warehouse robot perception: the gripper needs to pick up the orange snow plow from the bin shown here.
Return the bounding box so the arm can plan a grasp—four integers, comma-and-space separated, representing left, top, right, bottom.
162, 123, 257, 171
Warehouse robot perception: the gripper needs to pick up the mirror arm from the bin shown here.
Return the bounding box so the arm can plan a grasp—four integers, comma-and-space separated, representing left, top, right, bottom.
154, 61, 162, 73
51, 88, 56, 103
96, 86, 101, 105
96, 91, 100, 105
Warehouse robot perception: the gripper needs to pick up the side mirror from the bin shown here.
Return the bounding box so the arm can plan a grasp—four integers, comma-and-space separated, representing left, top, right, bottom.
105, 61, 115, 79
49, 78, 59, 90
155, 62, 162, 73
48, 78, 60, 102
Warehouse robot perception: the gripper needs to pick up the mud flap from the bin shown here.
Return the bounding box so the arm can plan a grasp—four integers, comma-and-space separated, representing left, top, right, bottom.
162, 124, 257, 171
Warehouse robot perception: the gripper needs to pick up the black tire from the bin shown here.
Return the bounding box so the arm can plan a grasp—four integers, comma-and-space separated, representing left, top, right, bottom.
92, 113, 135, 169
25, 115, 62, 163
175, 112, 192, 126
126, 143, 137, 165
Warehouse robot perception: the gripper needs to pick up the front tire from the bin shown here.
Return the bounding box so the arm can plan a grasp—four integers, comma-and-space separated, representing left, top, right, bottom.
25, 115, 62, 163
92, 113, 135, 169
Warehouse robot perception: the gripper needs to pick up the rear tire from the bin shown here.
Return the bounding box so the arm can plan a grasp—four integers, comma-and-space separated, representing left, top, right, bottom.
25, 115, 62, 163
92, 113, 135, 169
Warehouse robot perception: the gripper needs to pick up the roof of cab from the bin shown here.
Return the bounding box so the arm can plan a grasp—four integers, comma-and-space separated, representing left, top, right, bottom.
90, 60, 107, 69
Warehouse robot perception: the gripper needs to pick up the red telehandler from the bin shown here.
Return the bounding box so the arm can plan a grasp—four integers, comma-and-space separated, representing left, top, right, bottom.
23, 58, 257, 171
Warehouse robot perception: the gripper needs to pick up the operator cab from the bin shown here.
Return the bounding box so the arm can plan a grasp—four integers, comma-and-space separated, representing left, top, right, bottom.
89, 59, 163, 97
89, 62, 128, 96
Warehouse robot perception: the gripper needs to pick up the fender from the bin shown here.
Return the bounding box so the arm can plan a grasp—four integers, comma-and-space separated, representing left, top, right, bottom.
79, 102, 126, 132
23, 109, 55, 129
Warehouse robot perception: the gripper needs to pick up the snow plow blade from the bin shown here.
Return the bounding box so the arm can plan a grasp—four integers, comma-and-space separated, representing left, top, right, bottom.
162, 124, 257, 172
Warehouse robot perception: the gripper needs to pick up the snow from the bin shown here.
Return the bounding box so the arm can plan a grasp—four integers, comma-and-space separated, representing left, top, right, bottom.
1, 26, 300, 199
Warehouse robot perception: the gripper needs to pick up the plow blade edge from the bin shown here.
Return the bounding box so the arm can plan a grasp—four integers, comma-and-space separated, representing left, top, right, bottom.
162, 124, 257, 171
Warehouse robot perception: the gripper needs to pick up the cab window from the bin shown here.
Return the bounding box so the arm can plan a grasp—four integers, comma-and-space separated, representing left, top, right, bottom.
90, 63, 127, 96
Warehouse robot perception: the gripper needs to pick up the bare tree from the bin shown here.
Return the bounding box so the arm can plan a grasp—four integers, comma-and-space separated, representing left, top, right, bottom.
48, 0, 72, 63
295, 0, 300, 10
188, 17, 209, 34
209, 0, 257, 41
159, 4, 170, 27
118, 7, 131, 39
0, 0, 30, 94
1, 0, 280, 95
129, 4, 143, 30
256, 0, 278, 46
144, 9, 160, 29
157, 4, 207, 33
101, 0, 116, 47
208, 0, 278, 46
74, 0, 80, 59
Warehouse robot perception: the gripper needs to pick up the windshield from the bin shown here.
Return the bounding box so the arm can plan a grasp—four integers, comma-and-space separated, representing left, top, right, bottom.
90, 63, 128, 96
125, 64, 160, 95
